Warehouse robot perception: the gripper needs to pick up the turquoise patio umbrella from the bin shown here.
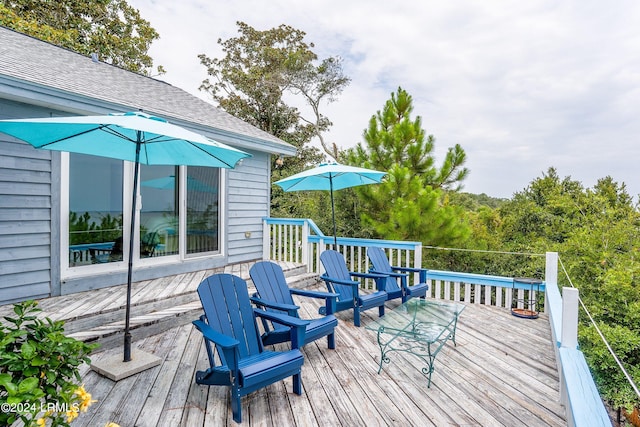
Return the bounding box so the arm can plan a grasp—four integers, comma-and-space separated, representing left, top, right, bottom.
274, 162, 387, 246
0, 111, 250, 364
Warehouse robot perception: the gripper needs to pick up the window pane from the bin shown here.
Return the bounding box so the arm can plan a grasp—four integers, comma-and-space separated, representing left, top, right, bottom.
68, 153, 123, 266
186, 167, 219, 254
140, 165, 179, 258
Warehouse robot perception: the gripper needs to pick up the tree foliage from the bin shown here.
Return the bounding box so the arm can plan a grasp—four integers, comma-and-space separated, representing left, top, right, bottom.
496, 168, 640, 409
199, 21, 350, 229
0, 0, 162, 75
345, 87, 470, 245
199, 21, 349, 164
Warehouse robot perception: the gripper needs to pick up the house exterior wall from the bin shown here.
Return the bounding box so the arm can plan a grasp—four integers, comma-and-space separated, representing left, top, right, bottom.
227, 152, 270, 263
0, 100, 56, 303
0, 98, 273, 305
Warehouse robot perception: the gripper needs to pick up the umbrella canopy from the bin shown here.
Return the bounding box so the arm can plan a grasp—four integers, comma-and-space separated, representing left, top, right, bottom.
0, 111, 249, 167
0, 111, 251, 365
274, 162, 386, 246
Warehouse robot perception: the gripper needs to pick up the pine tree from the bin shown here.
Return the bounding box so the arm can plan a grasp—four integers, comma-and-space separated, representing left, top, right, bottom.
345, 87, 470, 245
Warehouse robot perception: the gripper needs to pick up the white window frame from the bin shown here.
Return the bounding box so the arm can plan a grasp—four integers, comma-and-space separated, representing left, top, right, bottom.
61, 156, 226, 280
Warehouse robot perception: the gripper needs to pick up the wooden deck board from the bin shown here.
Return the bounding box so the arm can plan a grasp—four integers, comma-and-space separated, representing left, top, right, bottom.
3, 265, 567, 426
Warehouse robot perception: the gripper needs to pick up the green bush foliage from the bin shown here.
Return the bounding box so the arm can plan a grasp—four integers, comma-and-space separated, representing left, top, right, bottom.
0, 301, 98, 426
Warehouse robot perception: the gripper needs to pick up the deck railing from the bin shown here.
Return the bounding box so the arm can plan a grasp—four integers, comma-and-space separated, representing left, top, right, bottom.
544, 253, 612, 427
263, 218, 612, 426
264, 218, 545, 310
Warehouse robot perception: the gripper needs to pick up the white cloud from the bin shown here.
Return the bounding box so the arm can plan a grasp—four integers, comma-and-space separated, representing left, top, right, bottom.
128, 0, 640, 199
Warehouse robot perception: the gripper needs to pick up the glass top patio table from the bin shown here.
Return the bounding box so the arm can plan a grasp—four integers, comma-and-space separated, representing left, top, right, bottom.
365, 299, 466, 387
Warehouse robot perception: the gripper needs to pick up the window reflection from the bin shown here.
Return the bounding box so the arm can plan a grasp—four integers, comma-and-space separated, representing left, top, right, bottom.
67, 160, 220, 266
187, 167, 219, 255
68, 153, 123, 266
140, 165, 179, 258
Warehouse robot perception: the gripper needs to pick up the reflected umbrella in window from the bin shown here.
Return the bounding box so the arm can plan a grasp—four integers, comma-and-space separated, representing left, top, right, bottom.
142, 172, 219, 256
142, 175, 218, 193
0, 111, 251, 379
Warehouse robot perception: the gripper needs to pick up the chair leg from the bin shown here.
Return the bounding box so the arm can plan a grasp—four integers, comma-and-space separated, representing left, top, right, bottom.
353, 306, 361, 327
231, 388, 242, 423
328, 332, 335, 349
293, 372, 302, 395
378, 304, 385, 317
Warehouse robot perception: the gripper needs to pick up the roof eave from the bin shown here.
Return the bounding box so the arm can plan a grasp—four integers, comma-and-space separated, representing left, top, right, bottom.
0, 75, 297, 156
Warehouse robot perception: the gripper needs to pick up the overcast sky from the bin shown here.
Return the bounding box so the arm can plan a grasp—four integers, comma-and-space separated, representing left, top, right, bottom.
128, 0, 640, 199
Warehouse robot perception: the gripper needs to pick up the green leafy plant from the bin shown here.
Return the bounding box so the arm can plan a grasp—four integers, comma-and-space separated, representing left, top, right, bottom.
0, 300, 98, 426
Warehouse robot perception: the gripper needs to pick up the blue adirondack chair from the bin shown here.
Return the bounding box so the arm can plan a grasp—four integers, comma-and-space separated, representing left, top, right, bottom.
367, 246, 429, 303
193, 273, 308, 423
319, 250, 388, 327
249, 261, 339, 349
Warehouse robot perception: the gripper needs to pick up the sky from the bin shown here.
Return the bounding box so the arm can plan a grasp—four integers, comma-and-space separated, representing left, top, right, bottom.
127, 0, 640, 199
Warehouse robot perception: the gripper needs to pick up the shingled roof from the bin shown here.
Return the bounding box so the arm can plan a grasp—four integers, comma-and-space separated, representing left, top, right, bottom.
0, 25, 295, 155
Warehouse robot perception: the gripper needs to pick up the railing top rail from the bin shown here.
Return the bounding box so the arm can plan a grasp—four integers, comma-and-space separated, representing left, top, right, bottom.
308, 235, 422, 250
265, 217, 324, 236
426, 269, 546, 290
265, 217, 421, 250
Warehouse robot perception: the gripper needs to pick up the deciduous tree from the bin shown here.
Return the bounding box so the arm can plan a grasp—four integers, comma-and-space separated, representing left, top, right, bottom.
0, 0, 162, 75
199, 21, 350, 227
199, 21, 349, 168
497, 169, 640, 409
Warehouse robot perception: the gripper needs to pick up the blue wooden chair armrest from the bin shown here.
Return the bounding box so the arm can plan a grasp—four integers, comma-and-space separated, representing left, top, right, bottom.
290, 288, 338, 315
320, 274, 366, 299
370, 268, 407, 279
254, 308, 309, 349
250, 295, 299, 316
350, 271, 388, 292
193, 318, 239, 350
391, 266, 428, 282
290, 288, 339, 300
350, 271, 387, 280
254, 308, 310, 328
320, 274, 360, 287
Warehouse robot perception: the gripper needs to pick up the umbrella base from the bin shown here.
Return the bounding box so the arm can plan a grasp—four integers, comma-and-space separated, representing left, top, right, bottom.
91, 349, 161, 381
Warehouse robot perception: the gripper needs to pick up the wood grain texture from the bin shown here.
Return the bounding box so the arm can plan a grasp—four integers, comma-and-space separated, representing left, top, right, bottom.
31, 262, 565, 427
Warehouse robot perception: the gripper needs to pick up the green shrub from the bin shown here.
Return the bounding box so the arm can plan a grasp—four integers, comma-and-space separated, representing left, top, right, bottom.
0, 300, 98, 426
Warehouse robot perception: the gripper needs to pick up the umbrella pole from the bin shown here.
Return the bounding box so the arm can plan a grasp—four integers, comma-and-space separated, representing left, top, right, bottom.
124, 137, 141, 362
330, 176, 337, 247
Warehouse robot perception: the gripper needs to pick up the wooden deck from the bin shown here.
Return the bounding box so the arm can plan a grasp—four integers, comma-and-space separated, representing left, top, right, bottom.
3, 264, 566, 426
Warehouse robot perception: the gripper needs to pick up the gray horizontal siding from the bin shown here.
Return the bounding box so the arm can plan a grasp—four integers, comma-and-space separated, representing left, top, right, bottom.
226, 152, 270, 263
0, 102, 54, 304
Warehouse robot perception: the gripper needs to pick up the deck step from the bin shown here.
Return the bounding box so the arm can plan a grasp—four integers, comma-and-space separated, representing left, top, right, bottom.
65, 263, 319, 350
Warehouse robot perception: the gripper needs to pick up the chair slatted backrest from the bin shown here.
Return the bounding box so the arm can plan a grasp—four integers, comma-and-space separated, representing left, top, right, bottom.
250, 261, 296, 308
368, 247, 402, 294
197, 273, 263, 360
320, 250, 356, 302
